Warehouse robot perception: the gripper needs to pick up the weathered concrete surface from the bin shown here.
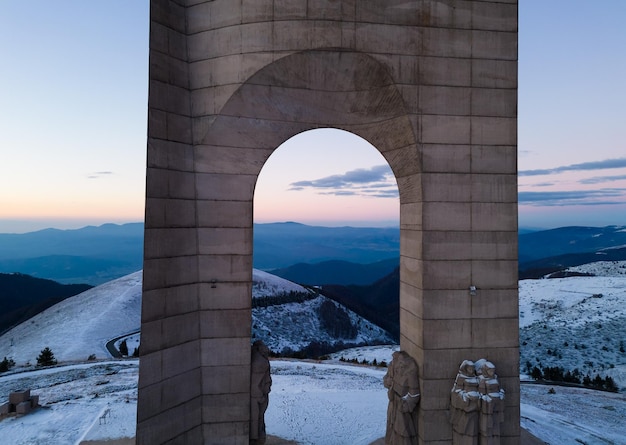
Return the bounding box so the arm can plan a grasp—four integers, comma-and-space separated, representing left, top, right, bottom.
139, 1, 519, 444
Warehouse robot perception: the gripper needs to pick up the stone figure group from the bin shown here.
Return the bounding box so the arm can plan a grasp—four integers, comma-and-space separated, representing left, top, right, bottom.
246, 343, 506, 445
250, 340, 272, 445
450, 359, 505, 445
384, 351, 420, 445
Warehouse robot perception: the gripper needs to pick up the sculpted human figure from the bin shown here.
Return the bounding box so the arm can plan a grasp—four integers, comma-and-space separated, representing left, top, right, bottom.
450, 360, 481, 445
384, 351, 420, 445
475, 360, 505, 445
250, 340, 272, 445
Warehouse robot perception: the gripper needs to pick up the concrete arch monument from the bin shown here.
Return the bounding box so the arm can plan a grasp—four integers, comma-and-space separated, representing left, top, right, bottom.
138, 1, 519, 444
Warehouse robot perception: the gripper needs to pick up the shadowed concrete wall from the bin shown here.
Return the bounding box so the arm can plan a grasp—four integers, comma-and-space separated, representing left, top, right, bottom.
138, 1, 519, 444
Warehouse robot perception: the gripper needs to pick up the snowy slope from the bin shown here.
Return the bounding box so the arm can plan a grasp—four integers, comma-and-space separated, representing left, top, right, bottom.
252, 269, 310, 296
252, 294, 393, 354
252, 268, 393, 353
0, 271, 142, 366
0, 269, 391, 367
520, 261, 626, 388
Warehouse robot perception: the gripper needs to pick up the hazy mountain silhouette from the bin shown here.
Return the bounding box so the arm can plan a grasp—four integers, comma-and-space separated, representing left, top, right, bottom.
269, 258, 398, 286
0, 223, 143, 284
519, 225, 626, 265
321, 267, 400, 341
3, 222, 626, 286
253, 222, 399, 269
519, 226, 626, 278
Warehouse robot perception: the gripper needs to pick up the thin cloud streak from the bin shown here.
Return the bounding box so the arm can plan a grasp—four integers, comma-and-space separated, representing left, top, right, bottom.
519, 189, 626, 206
520, 158, 626, 177
289, 165, 398, 198
580, 174, 626, 185
87, 171, 114, 179
290, 165, 392, 189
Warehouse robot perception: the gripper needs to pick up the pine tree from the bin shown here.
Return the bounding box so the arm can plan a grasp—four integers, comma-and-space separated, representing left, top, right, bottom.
604, 376, 618, 392
36, 347, 57, 367
119, 339, 129, 356
531, 366, 543, 380
0, 356, 15, 372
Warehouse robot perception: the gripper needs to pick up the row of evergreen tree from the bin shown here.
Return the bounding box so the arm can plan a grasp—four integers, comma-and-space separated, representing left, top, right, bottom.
252, 290, 317, 308
1, 348, 59, 370
528, 364, 619, 392
1, 341, 139, 373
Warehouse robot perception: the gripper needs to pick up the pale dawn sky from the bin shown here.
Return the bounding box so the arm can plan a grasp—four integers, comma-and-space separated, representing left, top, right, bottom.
1, 1, 625, 233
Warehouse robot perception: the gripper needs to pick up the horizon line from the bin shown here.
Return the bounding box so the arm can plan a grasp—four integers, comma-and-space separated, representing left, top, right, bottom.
1, 218, 625, 235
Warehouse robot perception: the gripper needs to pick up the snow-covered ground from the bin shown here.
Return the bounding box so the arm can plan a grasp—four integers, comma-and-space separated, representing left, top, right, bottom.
2, 262, 626, 443
520, 383, 626, 445
0, 361, 138, 445
519, 262, 626, 388
2, 354, 626, 444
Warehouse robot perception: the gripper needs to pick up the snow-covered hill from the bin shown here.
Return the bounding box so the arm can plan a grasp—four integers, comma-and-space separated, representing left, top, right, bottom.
0, 269, 391, 367
252, 270, 392, 354
520, 261, 626, 389
0, 271, 142, 366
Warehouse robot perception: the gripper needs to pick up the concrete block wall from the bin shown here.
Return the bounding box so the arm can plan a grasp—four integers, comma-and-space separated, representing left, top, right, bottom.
139, 1, 519, 443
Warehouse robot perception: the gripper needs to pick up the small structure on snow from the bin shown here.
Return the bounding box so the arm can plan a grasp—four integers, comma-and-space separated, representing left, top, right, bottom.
0, 389, 40, 418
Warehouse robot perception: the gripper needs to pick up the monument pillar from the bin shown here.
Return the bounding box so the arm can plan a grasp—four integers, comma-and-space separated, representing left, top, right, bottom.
138, 1, 519, 444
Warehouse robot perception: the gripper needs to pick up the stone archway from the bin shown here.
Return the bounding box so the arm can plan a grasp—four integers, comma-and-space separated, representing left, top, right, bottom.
138, 2, 519, 444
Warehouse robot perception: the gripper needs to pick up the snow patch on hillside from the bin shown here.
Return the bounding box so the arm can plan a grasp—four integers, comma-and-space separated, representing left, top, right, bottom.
252, 296, 393, 354
520, 262, 626, 388
0, 272, 142, 366
566, 260, 626, 276
252, 269, 310, 297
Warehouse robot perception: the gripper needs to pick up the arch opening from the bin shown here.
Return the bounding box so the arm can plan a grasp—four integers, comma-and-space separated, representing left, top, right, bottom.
251, 127, 401, 442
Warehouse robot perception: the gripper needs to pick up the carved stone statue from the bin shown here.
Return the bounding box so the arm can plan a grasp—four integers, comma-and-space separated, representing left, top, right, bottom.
450, 360, 481, 445
250, 340, 272, 445
384, 351, 420, 445
475, 360, 505, 445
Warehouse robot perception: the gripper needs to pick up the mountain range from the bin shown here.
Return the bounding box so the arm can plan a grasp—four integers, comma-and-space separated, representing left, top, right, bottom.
518, 225, 626, 277
0, 223, 144, 285
0, 222, 400, 285
3, 222, 626, 287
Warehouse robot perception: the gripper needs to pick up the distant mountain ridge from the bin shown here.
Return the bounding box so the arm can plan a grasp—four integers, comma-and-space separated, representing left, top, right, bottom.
269, 257, 398, 286
0, 223, 144, 285
0, 221, 400, 285
519, 225, 626, 278
519, 225, 626, 264
0, 223, 144, 259
253, 222, 399, 269
2, 221, 626, 286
